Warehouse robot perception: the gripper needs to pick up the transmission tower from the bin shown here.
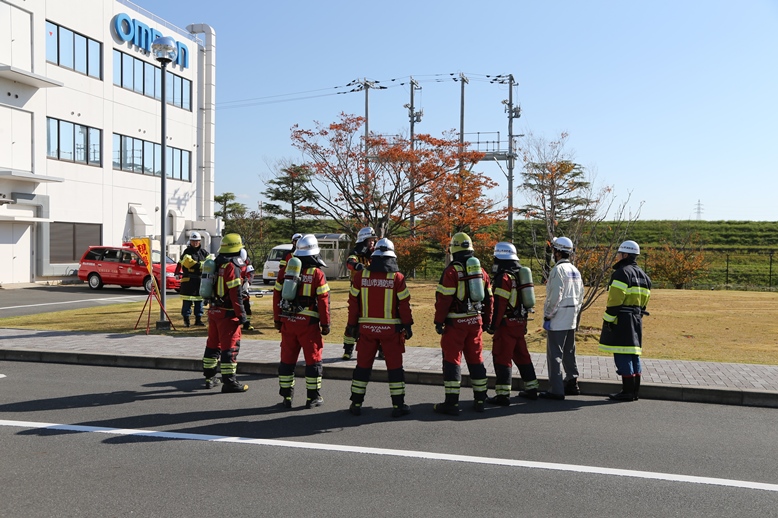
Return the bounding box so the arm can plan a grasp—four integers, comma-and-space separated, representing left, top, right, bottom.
694, 199, 704, 220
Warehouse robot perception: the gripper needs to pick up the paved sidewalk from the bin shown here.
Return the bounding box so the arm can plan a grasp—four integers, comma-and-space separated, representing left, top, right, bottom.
1, 327, 777, 408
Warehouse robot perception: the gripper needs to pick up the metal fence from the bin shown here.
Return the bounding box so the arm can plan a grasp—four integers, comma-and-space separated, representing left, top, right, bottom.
643, 250, 777, 291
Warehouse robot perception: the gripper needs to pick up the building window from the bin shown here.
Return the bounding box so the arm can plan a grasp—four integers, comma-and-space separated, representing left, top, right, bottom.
46, 117, 102, 166
112, 133, 191, 182
50, 222, 102, 263
113, 49, 191, 111
45, 21, 102, 79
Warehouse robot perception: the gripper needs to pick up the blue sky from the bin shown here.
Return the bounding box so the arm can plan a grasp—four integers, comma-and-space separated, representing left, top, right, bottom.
138, 0, 778, 221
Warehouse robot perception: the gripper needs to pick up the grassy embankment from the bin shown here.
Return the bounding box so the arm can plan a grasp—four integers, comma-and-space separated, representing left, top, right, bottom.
2, 280, 778, 365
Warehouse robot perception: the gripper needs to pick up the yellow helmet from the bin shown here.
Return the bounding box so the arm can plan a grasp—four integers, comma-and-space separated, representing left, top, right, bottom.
218, 233, 243, 254
449, 232, 474, 254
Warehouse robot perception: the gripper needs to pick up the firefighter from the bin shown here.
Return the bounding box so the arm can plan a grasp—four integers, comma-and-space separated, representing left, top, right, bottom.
201, 233, 249, 392
599, 240, 652, 401
484, 242, 540, 406
241, 261, 255, 332
346, 238, 414, 418
278, 232, 303, 270
433, 232, 493, 415
273, 234, 331, 409
342, 226, 377, 360
175, 231, 209, 327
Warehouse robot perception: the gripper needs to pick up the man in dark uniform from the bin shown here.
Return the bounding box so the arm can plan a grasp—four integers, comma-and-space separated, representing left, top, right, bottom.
175, 231, 209, 327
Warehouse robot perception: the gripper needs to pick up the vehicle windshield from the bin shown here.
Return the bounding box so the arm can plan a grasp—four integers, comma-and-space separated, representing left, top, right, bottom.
151, 250, 176, 264
268, 248, 288, 261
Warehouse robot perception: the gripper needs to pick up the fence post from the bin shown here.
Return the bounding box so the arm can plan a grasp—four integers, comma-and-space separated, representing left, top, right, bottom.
725, 254, 730, 288
770, 251, 774, 289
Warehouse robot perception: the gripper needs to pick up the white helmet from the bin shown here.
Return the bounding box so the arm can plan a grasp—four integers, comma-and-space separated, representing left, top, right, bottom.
294, 234, 320, 256
291, 233, 302, 242
356, 227, 376, 244
618, 240, 640, 255
189, 231, 201, 242
552, 236, 574, 253
239, 248, 247, 262
246, 265, 255, 273
493, 242, 519, 261
372, 238, 396, 258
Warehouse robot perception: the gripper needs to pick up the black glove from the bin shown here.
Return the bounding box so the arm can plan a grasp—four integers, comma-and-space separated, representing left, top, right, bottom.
354, 263, 364, 271
345, 325, 359, 340
484, 324, 494, 335
403, 324, 413, 340
274, 320, 282, 331
321, 324, 331, 335
435, 322, 445, 335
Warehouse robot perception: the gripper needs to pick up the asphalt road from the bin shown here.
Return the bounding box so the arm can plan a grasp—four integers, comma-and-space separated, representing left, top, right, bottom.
1, 361, 777, 517
0, 285, 177, 318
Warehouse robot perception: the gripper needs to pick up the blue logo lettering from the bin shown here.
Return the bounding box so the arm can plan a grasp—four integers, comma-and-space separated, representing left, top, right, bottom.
112, 13, 189, 69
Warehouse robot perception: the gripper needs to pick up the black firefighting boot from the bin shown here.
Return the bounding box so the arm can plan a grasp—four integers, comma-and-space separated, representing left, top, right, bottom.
221, 376, 248, 393
487, 364, 512, 406
202, 348, 220, 389
433, 393, 460, 416
349, 366, 371, 415
633, 374, 641, 401
564, 377, 581, 396
304, 363, 323, 408
183, 316, 191, 328
389, 368, 409, 417
278, 362, 295, 408
609, 376, 635, 401
469, 362, 488, 413
517, 364, 540, 400
194, 317, 205, 327
342, 344, 355, 360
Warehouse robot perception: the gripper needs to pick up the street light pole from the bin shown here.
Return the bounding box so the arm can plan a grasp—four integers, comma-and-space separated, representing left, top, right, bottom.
152, 36, 177, 331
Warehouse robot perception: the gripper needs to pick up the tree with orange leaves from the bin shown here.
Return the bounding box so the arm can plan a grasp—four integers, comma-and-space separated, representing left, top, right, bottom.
649, 233, 709, 289
291, 113, 506, 248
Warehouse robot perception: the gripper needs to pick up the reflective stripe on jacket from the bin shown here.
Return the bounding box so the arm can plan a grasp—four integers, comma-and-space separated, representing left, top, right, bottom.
347, 270, 413, 327
598, 257, 652, 354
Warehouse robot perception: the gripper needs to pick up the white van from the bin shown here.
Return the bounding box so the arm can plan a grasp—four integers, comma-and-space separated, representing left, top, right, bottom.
262, 244, 293, 285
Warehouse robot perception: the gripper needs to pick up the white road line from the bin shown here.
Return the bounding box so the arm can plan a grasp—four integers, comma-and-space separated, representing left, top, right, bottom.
2, 419, 777, 492
0, 296, 143, 310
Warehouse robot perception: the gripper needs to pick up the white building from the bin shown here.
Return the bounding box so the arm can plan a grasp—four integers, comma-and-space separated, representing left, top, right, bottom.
0, 0, 220, 285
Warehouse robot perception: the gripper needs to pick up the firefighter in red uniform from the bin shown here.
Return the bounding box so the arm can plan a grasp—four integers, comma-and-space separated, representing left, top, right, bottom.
201, 233, 249, 392
346, 238, 414, 418
273, 234, 331, 409
342, 226, 377, 360
433, 232, 493, 415
279, 232, 302, 270
484, 242, 540, 406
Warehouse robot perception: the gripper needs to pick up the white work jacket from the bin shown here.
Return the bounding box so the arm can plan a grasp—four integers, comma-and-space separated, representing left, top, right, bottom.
543, 259, 584, 331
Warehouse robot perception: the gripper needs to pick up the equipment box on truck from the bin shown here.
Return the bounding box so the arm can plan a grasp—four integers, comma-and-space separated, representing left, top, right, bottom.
262, 244, 293, 285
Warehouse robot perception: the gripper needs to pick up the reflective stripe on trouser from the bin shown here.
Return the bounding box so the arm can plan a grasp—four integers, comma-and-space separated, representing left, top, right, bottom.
494, 364, 512, 396
305, 363, 323, 399
202, 349, 220, 379
343, 333, 356, 347
518, 364, 540, 390
278, 361, 295, 398
206, 308, 242, 384
350, 365, 371, 403
469, 362, 488, 402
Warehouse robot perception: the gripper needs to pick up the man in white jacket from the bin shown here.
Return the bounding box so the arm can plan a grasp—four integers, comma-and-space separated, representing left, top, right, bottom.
540, 236, 584, 400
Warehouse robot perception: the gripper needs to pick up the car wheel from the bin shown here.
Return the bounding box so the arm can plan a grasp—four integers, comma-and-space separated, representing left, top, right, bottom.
87, 273, 104, 290
144, 276, 153, 294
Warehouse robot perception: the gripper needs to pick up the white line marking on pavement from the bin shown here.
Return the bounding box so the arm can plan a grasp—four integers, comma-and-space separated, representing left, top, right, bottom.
0, 374, 5, 378
0, 296, 143, 310
2, 419, 777, 492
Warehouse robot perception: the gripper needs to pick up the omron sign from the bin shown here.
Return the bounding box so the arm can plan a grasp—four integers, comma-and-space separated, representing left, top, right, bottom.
113, 13, 189, 69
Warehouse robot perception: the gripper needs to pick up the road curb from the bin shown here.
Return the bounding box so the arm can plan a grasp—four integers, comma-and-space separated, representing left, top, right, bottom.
3, 348, 777, 408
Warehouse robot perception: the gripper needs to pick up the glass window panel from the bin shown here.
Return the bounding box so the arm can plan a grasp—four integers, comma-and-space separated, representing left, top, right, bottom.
121, 135, 133, 170
165, 145, 173, 178
46, 22, 59, 64
59, 121, 74, 161
74, 124, 87, 163
173, 75, 181, 108
154, 67, 161, 100
181, 150, 190, 182
154, 143, 161, 176
88, 39, 101, 79
113, 50, 122, 86
47, 118, 59, 158
88, 127, 101, 165
182, 79, 191, 111
122, 53, 133, 89
133, 58, 144, 93
144, 62, 155, 98
74, 33, 87, 74
172, 148, 181, 180
59, 27, 74, 69
112, 134, 121, 169
132, 138, 143, 173
143, 141, 155, 175
165, 71, 174, 105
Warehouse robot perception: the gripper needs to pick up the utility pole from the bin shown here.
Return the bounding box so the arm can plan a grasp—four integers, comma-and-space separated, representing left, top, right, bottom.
405, 77, 422, 235
362, 78, 375, 169
506, 74, 521, 242
458, 73, 468, 175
